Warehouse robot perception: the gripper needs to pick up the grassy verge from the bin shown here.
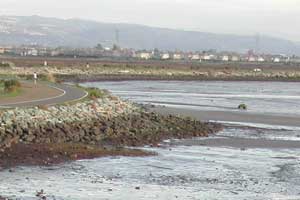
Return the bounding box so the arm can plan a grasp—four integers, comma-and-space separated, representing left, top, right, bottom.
0, 88, 22, 98
84, 87, 109, 99
55, 85, 110, 107
0, 80, 22, 98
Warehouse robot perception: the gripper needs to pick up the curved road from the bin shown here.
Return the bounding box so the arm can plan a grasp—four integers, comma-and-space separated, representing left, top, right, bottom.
0, 83, 88, 108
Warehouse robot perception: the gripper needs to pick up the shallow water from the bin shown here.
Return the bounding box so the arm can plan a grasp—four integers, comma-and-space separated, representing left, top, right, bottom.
83, 81, 300, 116
1, 81, 300, 200
1, 129, 300, 200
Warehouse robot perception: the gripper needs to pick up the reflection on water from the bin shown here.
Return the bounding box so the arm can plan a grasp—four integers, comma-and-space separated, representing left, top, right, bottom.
83, 81, 300, 116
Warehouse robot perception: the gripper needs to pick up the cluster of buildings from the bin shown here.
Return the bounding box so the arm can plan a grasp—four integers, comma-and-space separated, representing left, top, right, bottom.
0, 45, 300, 64
0, 45, 134, 59
135, 49, 300, 64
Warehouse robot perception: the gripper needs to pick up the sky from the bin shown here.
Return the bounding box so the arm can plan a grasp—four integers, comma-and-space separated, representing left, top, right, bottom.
0, 0, 299, 42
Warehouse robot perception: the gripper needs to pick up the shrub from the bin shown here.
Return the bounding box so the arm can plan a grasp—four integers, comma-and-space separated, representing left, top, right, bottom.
238, 104, 247, 110
0, 62, 10, 68
4, 79, 21, 93
46, 73, 56, 83
87, 88, 106, 99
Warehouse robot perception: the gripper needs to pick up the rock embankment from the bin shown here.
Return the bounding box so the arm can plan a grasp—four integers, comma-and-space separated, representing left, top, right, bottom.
0, 93, 222, 169
0, 95, 136, 149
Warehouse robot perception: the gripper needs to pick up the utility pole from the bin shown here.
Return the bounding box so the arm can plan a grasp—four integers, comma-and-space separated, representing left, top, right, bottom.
115, 29, 120, 46
255, 33, 260, 55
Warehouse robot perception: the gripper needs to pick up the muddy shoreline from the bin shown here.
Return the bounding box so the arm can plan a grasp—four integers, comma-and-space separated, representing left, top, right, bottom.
0, 143, 155, 170
153, 106, 300, 149
171, 136, 300, 149
0, 107, 222, 170
57, 74, 300, 83
151, 106, 300, 127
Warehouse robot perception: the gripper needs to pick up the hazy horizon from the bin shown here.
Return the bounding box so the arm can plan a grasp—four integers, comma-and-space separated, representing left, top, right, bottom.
0, 0, 299, 42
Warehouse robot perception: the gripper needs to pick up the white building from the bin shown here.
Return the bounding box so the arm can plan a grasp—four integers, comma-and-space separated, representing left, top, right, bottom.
203, 55, 213, 61
138, 52, 152, 60
231, 56, 240, 62
273, 57, 281, 63
254, 68, 262, 72
222, 55, 229, 62
51, 50, 60, 57
0, 48, 5, 54
257, 57, 265, 62
161, 53, 170, 60
248, 56, 256, 62
191, 54, 201, 60
27, 48, 38, 56
173, 54, 183, 60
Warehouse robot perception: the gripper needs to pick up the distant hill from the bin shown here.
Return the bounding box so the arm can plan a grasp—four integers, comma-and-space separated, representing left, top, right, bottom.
0, 15, 299, 55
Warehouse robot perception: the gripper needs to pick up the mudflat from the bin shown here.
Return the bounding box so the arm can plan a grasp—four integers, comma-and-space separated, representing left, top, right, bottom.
152, 106, 300, 127
153, 106, 300, 149
170, 137, 300, 149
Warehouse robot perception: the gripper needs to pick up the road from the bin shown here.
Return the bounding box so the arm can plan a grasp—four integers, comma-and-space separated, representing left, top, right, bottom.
0, 83, 88, 108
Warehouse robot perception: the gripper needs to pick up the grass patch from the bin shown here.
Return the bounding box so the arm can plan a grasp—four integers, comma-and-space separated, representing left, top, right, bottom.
0, 62, 10, 68
0, 74, 19, 80
57, 85, 110, 106
38, 73, 57, 83
75, 84, 110, 100
0, 79, 22, 97
0, 88, 21, 98
86, 87, 107, 99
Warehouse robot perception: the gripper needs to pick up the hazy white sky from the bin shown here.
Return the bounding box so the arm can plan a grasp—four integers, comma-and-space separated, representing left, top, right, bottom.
0, 0, 299, 41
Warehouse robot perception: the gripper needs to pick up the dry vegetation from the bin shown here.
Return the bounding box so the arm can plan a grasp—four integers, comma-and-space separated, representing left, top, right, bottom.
1, 56, 300, 82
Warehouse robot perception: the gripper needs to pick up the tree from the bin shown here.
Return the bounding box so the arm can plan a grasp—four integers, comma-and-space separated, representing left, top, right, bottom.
95, 43, 104, 50
112, 44, 120, 51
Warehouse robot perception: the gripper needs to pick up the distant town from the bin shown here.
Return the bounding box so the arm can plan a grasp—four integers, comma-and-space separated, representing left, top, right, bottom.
0, 44, 300, 64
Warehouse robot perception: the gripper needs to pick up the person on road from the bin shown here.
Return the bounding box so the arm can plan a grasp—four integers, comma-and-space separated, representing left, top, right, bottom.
33, 72, 38, 85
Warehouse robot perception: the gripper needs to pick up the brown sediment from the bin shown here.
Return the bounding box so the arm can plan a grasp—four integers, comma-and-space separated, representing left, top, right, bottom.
0, 143, 154, 170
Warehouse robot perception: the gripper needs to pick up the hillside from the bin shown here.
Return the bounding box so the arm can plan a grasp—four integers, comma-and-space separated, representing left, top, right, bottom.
0, 15, 299, 55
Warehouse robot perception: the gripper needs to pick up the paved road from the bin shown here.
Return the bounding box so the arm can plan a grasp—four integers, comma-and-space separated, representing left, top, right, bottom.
0, 83, 88, 108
